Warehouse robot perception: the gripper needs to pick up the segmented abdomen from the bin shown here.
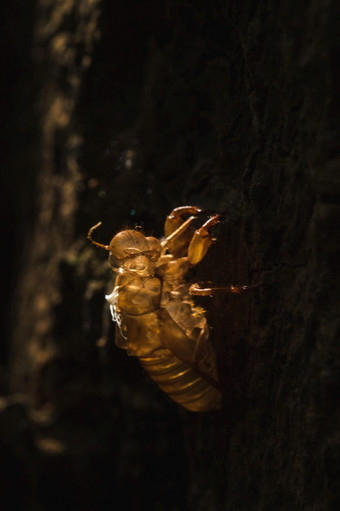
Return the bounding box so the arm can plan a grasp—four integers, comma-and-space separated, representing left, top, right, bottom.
139, 349, 222, 412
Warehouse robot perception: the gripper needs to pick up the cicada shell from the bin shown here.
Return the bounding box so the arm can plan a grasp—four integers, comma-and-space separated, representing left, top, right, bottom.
88, 206, 259, 411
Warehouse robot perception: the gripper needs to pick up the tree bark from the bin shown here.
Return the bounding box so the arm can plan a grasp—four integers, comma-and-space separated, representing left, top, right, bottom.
1, 1, 338, 510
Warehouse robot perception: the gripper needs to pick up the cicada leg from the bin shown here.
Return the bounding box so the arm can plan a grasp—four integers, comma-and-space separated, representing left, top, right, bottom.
186, 214, 220, 265
164, 206, 203, 237
162, 207, 221, 261
189, 282, 262, 296
190, 363, 223, 393
161, 206, 203, 257
187, 321, 223, 392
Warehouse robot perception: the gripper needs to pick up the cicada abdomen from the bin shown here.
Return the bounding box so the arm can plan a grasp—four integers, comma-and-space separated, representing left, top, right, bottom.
140, 348, 221, 411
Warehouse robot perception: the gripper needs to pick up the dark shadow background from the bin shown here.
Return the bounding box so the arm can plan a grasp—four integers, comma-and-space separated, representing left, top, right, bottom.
1, 1, 339, 510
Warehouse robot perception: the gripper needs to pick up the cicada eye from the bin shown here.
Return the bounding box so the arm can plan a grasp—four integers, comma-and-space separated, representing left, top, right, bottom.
108, 253, 118, 268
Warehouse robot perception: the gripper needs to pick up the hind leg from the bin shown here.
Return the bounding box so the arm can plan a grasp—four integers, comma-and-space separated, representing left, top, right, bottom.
189, 282, 262, 296
189, 321, 222, 391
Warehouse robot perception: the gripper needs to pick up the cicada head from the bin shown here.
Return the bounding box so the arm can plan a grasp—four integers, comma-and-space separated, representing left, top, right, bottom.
88, 223, 161, 262
108, 230, 150, 259
109, 230, 161, 276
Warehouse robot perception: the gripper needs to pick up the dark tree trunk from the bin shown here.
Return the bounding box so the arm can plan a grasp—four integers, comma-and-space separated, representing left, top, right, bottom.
1, 1, 338, 510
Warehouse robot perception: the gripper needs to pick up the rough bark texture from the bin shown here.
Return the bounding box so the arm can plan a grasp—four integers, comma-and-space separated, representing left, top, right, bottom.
1, 1, 339, 510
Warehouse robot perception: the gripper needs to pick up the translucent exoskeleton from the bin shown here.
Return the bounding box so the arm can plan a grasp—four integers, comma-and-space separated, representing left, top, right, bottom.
88, 206, 258, 412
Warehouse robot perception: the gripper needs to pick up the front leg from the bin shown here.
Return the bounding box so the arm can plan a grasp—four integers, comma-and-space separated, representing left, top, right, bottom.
187, 214, 220, 265
164, 206, 202, 237
159, 213, 220, 278
162, 206, 203, 257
